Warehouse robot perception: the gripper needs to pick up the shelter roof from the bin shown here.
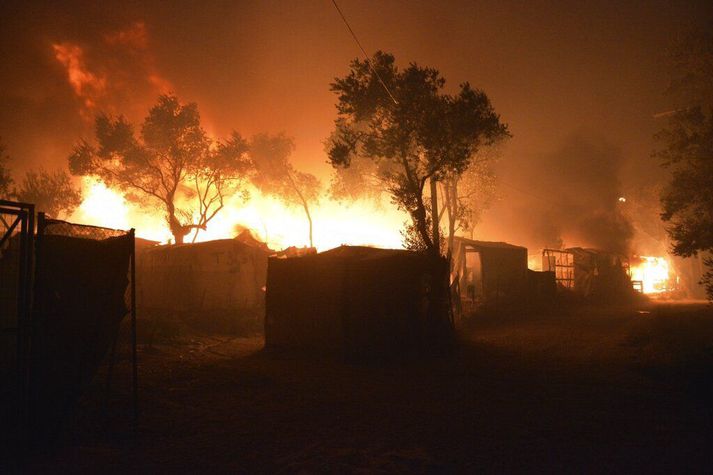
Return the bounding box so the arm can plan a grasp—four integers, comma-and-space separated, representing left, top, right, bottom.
144, 235, 271, 255
316, 245, 419, 261
453, 236, 527, 251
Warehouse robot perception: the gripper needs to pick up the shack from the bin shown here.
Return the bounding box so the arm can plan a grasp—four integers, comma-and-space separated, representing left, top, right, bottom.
450, 237, 529, 312
137, 231, 270, 330
265, 246, 451, 358
543, 247, 631, 299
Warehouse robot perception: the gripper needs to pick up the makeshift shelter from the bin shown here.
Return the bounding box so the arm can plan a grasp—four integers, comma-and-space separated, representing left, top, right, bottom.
543, 247, 631, 298
450, 237, 529, 312
265, 246, 451, 358
137, 232, 270, 330
542, 248, 575, 290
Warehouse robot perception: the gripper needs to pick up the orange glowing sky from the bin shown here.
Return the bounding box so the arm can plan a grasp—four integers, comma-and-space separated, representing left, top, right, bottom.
1, 0, 712, 251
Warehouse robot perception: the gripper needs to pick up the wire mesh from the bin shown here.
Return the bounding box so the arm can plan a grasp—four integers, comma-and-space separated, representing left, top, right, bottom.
41, 218, 130, 240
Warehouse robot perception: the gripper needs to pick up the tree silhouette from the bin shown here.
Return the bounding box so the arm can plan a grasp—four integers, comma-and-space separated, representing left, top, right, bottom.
439, 141, 504, 253
656, 31, 713, 299
327, 52, 508, 255
249, 133, 321, 248
69, 95, 251, 244
14, 168, 82, 218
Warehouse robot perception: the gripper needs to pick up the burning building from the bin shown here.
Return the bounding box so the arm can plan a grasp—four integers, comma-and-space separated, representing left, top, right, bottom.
542, 247, 632, 299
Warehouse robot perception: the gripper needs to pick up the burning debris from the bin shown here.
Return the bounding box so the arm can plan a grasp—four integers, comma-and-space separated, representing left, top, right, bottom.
630, 256, 673, 294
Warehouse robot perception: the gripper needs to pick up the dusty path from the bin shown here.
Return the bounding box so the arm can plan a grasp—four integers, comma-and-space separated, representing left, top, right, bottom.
19, 301, 713, 472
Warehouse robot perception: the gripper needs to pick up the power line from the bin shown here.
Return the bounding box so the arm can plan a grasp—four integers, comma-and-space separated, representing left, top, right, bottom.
330, 0, 398, 105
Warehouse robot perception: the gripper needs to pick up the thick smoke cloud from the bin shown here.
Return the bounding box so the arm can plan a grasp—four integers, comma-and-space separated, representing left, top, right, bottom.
485, 134, 634, 254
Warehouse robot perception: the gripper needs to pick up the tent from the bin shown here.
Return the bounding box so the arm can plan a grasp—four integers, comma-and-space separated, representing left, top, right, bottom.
450, 237, 529, 311
137, 232, 270, 331
265, 246, 451, 358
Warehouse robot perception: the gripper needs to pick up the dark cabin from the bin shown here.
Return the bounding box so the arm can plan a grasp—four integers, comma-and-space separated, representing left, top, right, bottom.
137, 232, 270, 331
450, 237, 529, 312
265, 246, 452, 359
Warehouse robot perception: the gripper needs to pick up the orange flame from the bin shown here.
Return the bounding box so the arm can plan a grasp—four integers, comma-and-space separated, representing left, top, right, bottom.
630, 256, 671, 294
72, 178, 407, 251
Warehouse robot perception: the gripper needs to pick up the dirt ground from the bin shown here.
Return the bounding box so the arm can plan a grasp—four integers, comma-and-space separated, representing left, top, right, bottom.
14, 300, 713, 473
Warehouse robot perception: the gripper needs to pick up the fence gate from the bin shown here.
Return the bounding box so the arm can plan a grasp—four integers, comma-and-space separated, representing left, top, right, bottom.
0, 200, 34, 450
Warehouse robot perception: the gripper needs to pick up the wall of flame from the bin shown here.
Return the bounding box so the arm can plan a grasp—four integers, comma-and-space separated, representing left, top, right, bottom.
70, 178, 407, 252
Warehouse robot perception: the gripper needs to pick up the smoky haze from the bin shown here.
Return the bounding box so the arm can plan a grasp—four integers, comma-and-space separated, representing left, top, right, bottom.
486, 134, 634, 254
1, 0, 712, 250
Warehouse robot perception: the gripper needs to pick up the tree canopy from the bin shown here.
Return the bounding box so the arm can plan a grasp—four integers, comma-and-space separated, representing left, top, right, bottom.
14, 168, 82, 218
439, 141, 503, 251
655, 31, 713, 298
249, 133, 321, 247
69, 95, 251, 244
327, 51, 509, 254
0, 139, 80, 218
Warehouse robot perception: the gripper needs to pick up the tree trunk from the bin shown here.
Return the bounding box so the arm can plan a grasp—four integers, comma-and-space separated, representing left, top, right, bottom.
414, 193, 433, 251
166, 195, 194, 245
303, 202, 314, 248
447, 180, 457, 257
166, 198, 184, 245
430, 177, 440, 256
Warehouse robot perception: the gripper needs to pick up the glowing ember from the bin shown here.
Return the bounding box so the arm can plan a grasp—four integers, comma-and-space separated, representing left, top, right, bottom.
630, 256, 671, 294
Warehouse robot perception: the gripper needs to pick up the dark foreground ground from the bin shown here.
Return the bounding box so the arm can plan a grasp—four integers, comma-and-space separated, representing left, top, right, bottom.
14, 300, 713, 473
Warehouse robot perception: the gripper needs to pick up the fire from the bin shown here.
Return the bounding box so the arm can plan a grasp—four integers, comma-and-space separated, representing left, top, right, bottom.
73, 178, 406, 251
70, 178, 171, 242
630, 256, 671, 294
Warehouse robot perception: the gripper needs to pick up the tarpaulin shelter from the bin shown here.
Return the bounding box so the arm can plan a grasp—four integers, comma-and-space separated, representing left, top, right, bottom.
450, 237, 529, 312
265, 246, 452, 359
137, 231, 270, 331
29, 214, 137, 444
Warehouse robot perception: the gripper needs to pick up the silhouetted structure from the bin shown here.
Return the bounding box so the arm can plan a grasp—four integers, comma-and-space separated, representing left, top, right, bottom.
30, 215, 136, 446
0, 200, 34, 455
137, 231, 270, 332
543, 247, 632, 299
450, 237, 529, 312
265, 246, 452, 359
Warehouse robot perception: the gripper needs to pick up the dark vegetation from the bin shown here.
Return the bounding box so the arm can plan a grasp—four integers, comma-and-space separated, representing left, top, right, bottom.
327, 51, 509, 254
13, 301, 713, 473
68, 96, 320, 245
0, 139, 81, 218
656, 31, 713, 299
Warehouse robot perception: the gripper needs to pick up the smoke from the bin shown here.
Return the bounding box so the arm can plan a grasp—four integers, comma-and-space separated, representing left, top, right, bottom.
0, 13, 174, 176
486, 134, 634, 254
51, 21, 172, 122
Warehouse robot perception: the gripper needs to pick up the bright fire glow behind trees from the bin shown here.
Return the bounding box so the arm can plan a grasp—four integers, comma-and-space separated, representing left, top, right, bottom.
70, 178, 406, 251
